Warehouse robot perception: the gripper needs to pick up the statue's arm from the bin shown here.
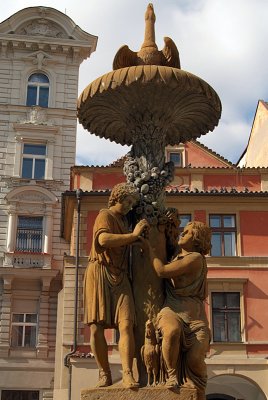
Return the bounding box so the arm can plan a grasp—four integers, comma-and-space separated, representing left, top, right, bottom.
98, 219, 149, 248
150, 250, 202, 279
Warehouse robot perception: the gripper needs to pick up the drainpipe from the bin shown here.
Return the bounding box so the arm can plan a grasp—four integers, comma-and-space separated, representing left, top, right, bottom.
64, 188, 83, 400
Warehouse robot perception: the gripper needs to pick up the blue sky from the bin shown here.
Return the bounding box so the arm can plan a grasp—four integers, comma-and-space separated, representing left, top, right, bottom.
2, 0, 268, 165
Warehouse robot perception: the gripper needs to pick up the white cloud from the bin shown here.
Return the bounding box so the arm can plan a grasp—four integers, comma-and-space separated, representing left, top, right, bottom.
2, 0, 268, 165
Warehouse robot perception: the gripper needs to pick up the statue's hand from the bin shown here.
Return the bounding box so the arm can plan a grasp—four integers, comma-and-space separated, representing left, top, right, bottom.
165, 207, 180, 227
133, 219, 150, 238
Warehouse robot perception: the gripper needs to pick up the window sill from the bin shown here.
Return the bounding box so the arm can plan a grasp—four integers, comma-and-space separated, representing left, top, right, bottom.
9, 347, 37, 358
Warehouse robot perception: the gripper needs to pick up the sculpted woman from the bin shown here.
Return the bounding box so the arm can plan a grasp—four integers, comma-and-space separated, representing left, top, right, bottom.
143, 221, 211, 400
83, 182, 149, 388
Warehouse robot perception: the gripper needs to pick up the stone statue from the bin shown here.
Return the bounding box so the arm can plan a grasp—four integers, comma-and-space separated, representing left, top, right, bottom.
141, 319, 160, 387
142, 221, 211, 399
79, 2, 221, 395
83, 182, 149, 388
113, 3, 180, 69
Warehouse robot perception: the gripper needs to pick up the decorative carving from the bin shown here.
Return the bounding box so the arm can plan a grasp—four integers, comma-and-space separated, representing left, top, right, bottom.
24, 51, 52, 68
113, 4, 180, 70
16, 192, 47, 202
78, 65, 221, 147
123, 152, 174, 225
16, 19, 68, 38
141, 320, 160, 386
17, 205, 45, 214
20, 106, 49, 125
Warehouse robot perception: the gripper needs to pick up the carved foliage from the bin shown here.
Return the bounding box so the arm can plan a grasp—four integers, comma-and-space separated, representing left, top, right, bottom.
16, 19, 68, 38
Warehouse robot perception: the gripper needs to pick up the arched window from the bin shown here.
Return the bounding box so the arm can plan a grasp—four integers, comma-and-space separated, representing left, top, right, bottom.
26, 73, 49, 107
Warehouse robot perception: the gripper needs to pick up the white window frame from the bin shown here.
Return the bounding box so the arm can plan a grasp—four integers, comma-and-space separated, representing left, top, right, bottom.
26, 73, 50, 108
21, 143, 47, 180
5, 186, 57, 259
11, 312, 38, 348
165, 144, 185, 167
12, 125, 58, 180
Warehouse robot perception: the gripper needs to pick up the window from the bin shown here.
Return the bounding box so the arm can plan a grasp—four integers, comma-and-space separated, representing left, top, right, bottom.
209, 215, 236, 256
26, 73, 49, 107
179, 214, 191, 234
211, 292, 241, 342
169, 151, 182, 166
11, 313, 38, 347
21, 143, 46, 179
1, 391, 39, 400
16, 216, 43, 253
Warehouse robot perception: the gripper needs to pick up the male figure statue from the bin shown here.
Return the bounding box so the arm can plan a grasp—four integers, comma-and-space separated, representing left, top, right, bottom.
84, 183, 149, 388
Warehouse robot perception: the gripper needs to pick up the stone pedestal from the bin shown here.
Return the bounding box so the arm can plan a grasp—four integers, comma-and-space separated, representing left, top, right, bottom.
81, 387, 198, 400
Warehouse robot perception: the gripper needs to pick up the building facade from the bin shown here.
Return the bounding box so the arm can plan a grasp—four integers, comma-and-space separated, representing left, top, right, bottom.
0, 7, 97, 400
59, 139, 268, 400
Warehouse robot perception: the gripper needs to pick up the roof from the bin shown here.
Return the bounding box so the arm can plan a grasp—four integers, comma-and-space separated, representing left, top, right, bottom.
63, 188, 268, 197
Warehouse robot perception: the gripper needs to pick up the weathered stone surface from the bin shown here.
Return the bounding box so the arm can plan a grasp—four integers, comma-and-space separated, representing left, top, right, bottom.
77, 65, 221, 146
81, 387, 198, 400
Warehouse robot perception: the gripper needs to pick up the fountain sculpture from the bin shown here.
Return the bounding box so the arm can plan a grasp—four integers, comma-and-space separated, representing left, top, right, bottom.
78, 4, 221, 400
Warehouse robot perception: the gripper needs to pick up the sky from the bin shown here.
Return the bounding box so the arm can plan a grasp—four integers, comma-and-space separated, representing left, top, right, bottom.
2, 0, 268, 165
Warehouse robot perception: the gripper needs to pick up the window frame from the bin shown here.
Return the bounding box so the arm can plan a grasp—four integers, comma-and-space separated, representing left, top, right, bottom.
179, 214, 192, 234
207, 279, 247, 344
209, 214, 237, 257
15, 216, 44, 253
211, 291, 242, 343
165, 144, 185, 167
21, 143, 47, 180
11, 312, 38, 348
26, 73, 49, 108
1, 390, 40, 400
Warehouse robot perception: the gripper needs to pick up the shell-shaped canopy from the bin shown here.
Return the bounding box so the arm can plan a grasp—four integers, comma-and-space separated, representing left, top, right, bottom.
77, 65, 221, 146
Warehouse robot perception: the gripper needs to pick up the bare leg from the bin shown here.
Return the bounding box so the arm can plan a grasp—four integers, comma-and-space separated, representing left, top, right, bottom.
160, 318, 181, 387
90, 323, 112, 387
118, 319, 139, 388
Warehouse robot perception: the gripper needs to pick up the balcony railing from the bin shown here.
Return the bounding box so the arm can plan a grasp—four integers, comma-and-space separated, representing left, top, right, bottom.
15, 228, 43, 253
3, 252, 52, 269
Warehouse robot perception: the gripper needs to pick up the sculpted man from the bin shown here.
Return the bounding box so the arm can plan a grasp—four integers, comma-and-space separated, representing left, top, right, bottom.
144, 221, 211, 399
83, 182, 149, 388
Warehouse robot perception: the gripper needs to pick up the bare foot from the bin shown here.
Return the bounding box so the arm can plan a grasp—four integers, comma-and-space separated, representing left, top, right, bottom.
96, 370, 112, 387
165, 375, 178, 389
122, 369, 139, 389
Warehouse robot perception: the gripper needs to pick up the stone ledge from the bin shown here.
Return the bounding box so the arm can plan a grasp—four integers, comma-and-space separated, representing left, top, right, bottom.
81, 386, 198, 400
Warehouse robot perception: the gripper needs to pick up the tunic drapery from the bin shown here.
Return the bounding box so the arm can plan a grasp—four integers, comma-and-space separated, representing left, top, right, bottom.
83, 209, 135, 328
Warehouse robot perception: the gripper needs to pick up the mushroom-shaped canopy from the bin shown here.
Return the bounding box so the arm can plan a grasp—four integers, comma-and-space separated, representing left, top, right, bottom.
77, 65, 222, 146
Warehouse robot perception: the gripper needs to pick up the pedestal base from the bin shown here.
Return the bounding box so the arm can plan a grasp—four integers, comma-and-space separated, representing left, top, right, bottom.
81, 387, 198, 400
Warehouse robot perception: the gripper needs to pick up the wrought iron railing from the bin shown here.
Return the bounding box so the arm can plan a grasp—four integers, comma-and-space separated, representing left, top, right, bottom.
15, 228, 43, 253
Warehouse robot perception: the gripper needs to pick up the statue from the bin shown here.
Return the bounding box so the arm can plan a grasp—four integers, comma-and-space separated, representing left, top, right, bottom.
141, 319, 160, 387
79, 2, 221, 395
113, 3, 180, 69
142, 221, 211, 399
83, 182, 149, 388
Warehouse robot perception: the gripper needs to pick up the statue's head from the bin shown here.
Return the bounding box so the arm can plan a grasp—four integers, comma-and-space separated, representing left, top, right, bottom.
108, 182, 139, 208
184, 221, 212, 255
